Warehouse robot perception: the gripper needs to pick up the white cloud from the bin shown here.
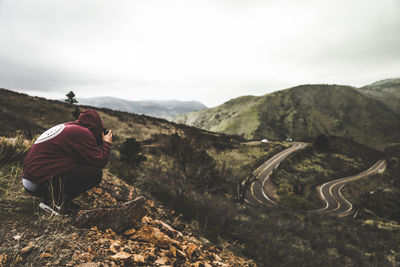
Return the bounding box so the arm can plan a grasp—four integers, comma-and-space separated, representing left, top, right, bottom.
0, 0, 399, 106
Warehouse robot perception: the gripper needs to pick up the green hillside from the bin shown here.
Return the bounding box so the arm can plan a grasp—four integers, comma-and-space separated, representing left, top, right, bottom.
356, 78, 400, 114
174, 84, 400, 149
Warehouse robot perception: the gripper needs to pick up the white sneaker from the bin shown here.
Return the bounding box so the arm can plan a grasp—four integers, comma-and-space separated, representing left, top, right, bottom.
38, 202, 62, 216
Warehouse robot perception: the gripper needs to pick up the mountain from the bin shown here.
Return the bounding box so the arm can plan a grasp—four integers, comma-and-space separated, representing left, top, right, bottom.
76, 96, 206, 120
356, 78, 400, 114
1, 87, 400, 266
174, 84, 400, 149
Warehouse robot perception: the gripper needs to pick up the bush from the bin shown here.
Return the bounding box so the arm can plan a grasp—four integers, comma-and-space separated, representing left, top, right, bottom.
119, 138, 146, 166
313, 134, 330, 151
152, 134, 221, 197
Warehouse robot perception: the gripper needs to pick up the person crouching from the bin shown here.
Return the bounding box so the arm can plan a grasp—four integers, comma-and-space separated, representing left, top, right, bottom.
22, 109, 112, 215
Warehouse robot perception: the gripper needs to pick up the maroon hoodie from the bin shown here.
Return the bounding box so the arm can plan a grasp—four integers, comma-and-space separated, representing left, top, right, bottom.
22, 109, 110, 184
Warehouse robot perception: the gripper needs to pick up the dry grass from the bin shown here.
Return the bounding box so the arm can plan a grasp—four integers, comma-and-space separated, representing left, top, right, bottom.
0, 135, 31, 167
0, 135, 87, 266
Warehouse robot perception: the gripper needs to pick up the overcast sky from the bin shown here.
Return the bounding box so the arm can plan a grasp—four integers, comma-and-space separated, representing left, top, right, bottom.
0, 0, 399, 107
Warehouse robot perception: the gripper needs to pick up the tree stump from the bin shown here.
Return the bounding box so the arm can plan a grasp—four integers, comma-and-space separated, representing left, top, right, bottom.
74, 196, 147, 233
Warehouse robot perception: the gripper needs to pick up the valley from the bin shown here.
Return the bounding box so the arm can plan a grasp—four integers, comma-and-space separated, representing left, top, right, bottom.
0, 84, 400, 266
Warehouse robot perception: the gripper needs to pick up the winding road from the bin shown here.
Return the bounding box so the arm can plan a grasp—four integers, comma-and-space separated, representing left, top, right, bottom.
242, 142, 386, 217
314, 159, 386, 216
243, 142, 308, 206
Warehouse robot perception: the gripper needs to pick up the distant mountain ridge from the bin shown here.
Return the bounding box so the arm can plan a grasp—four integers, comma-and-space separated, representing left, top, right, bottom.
77, 96, 207, 120
356, 78, 400, 114
174, 80, 400, 149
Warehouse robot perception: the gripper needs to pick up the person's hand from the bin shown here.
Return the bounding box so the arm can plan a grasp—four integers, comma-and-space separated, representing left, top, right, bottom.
102, 130, 113, 144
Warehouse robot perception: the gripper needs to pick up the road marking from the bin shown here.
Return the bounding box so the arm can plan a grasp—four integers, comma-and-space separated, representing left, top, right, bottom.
250, 180, 269, 205
243, 142, 385, 218
318, 183, 329, 211
316, 160, 386, 215
251, 143, 308, 205
245, 143, 307, 205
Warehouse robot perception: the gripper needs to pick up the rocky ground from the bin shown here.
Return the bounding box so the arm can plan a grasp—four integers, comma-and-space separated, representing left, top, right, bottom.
0, 168, 256, 266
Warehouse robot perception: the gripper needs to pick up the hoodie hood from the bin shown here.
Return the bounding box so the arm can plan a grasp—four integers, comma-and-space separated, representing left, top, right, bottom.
75, 109, 104, 138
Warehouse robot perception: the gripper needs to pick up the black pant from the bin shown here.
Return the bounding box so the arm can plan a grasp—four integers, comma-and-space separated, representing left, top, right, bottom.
27, 166, 102, 204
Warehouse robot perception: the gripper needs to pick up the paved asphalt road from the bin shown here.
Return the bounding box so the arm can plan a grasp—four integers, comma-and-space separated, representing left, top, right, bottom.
314, 159, 386, 216
244, 142, 308, 206
242, 142, 386, 217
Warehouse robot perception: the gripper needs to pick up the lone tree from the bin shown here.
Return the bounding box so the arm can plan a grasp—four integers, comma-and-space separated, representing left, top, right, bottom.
65, 91, 78, 106
65, 91, 80, 119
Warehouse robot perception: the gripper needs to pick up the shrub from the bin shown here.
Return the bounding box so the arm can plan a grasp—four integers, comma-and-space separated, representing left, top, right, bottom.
119, 138, 146, 166
153, 134, 221, 197
313, 134, 330, 151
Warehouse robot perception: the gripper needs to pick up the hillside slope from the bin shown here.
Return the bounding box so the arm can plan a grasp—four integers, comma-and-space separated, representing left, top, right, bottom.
174, 84, 400, 149
356, 78, 400, 114
0, 138, 254, 266
1, 89, 400, 266
77, 97, 207, 120
0, 88, 185, 141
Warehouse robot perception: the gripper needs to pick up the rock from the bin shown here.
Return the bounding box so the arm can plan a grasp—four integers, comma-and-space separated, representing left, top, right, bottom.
133, 254, 146, 263
124, 228, 136, 236
141, 216, 152, 224
122, 247, 132, 253
74, 197, 147, 233
213, 261, 228, 266
169, 246, 177, 257
192, 262, 212, 267
98, 238, 110, 245
213, 253, 222, 261
208, 245, 219, 252
132, 225, 179, 248
128, 188, 135, 201
185, 243, 198, 258
105, 228, 116, 237
110, 251, 131, 261
199, 237, 210, 244
146, 200, 155, 207
76, 263, 99, 267
176, 248, 186, 259
13, 235, 22, 241
110, 241, 122, 253
93, 187, 103, 194
191, 262, 208, 267
147, 246, 156, 258
39, 252, 52, 259
155, 257, 169, 265
21, 242, 36, 254
150, 219, 183, 239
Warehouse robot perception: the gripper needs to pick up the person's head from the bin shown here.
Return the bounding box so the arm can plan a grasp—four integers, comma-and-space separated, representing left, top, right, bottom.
75, 109, 104, 139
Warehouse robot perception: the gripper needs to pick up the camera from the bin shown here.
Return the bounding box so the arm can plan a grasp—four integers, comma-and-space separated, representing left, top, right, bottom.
103, 128, 110, 135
